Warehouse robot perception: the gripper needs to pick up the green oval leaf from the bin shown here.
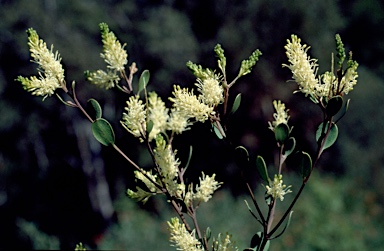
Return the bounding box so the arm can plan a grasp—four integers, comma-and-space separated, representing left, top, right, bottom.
212, 122, 226, 139
87, 98, 102, 120
292, 151, 312, 179
250, 232, 262, 249
256, 155, 269, 183
250, 232, 270, 250
234, 146, 249, 168
274, 123, 289, 143
230, 93, 241, 115
282, 137, 296, 157
92, 118, 115, 146
146, 120, 154, 135
205, 227, 211, 242
326, 96, 343, 117
335, 98, 350, 123
316, 122, 339, 150
138, 69, 150, 95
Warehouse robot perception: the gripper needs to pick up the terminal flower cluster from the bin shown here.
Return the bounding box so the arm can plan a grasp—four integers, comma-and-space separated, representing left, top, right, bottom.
16, 28, 65, 99
265, 174, 292, 202
283, 34, 358, 102
184, 172, 223, 207
268, 100, 290, 131
121, 81, 222, 141
86, 23, 128, 89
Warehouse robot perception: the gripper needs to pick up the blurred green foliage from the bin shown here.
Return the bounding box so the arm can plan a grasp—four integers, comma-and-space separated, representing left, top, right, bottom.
0, 0, 384, 249
17, 218, 60, 250
99, 173, 384, 250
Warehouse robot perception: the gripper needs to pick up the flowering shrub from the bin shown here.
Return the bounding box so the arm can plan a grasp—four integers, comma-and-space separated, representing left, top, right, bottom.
17, 23, 358, 251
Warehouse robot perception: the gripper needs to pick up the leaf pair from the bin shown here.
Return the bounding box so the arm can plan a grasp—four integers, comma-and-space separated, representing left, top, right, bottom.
87, 98, 115, 146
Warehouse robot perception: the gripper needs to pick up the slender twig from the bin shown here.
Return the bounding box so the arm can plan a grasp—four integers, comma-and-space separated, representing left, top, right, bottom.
266, 144, 285, 231
170, 199, 193, 233
222, 85, 230, 117
190, 208, 208, 250
268, 118, 333, 238
244, 180, 266, 223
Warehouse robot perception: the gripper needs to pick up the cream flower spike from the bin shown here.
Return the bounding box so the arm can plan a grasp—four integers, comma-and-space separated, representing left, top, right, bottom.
99, 23, 128, 71
283, 35, 319, 97
17, 28, 65, 99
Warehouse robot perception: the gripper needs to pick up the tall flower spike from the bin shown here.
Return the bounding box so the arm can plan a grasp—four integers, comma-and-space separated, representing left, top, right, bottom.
99, 23, 128, 71
16, 28, 65, 99
283, 35, 319, 97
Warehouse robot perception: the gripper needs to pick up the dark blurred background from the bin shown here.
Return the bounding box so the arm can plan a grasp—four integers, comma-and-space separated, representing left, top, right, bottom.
1, 0, 384, 250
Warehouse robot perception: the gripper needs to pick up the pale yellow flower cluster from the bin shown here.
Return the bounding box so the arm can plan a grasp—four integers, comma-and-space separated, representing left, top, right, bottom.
100, 23, 128, 71
167, 218, 204, 251
265, 174, 292, 201
320, 61, 358, 97
121, 95, 146, 138
283, 35, 319, 97
212, 233, 239, 251
134, 169, 159, 193
284, 34, 358, 100
169, 85, 214, 123
154, 136, 180, 189
127, 169, 160, 203
126, 135, 186, 201
17, 28, 65, 99
87, 23, 128, 89
148, 92, 169, 140
121, 84, 218, 140
184, 172, 223, 207
85, 69, 120, 90
268, 100, 290, 131
194, 173, 222, 203
195, 75, 224, 107
167, 110, 191, 135
122, 92, 186, 141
